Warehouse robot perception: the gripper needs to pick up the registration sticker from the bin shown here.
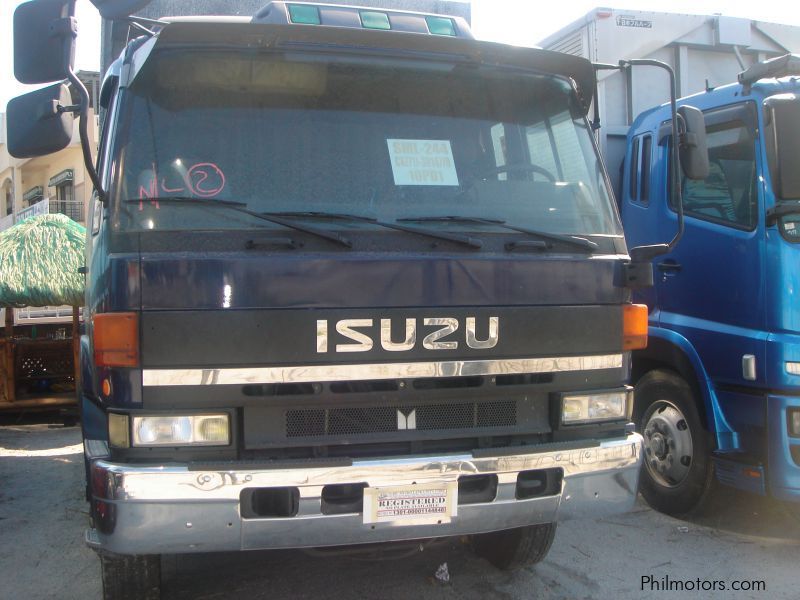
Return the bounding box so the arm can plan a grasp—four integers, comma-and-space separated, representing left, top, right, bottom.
386, 139, 459, 186
363, 482, 458, 525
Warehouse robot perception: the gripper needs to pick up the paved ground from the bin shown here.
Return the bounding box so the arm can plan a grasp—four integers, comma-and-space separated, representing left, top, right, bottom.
1, 421, 799, 599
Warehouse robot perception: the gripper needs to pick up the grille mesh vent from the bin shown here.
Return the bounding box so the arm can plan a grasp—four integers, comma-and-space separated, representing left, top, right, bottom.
286, 401, 517, 438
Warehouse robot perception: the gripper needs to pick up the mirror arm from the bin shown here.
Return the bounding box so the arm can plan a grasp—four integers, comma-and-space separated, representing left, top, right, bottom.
620, 58, 685, 260
613, 59, 686, 289
51, 15, 78, 40
127, 19, 156, 36
66, 69, 107, 205
591, 63, 622, 131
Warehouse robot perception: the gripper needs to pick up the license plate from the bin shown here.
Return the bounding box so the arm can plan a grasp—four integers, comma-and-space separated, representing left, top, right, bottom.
363, 482, 458, 525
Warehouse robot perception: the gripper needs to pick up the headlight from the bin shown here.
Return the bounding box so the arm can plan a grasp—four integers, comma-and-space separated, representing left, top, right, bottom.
787, 362, 800, 376
131, 414, 230, 447
562, 389, 632, 425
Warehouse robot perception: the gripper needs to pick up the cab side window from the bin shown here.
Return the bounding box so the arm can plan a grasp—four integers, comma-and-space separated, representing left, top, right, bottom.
628, 134, 652, 205
678, 117, 757, 230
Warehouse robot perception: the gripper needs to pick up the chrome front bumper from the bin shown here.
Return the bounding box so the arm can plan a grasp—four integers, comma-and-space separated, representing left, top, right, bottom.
87, 433, 642, 555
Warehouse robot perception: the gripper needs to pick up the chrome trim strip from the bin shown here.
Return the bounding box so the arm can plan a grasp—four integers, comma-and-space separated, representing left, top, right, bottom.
142, 353, 624, 387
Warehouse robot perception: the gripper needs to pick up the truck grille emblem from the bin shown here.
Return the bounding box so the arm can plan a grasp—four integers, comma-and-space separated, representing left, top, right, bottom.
397, 409, 417, 430
316, 317, 499, 353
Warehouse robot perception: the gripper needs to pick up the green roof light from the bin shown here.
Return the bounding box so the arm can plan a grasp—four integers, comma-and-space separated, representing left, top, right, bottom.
288, 4, 321, 25
360, 11, 391, 30
425, 16, 456, 36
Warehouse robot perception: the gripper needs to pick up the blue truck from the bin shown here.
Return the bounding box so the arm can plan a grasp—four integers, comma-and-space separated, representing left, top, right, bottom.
621, 54, 800, 515
3, 1, 684, 597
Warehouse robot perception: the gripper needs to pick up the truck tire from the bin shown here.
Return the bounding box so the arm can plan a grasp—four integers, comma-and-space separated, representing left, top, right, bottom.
99, 553, 161, 600
470, 523, 556, 570
634, 369, 713, 516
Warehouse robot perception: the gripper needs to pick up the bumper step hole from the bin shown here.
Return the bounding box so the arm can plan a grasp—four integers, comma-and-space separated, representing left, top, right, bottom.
241, 487, 299, 518
457, 474, 498, 505
321, 482, 368, 515
516, 468, 562, 500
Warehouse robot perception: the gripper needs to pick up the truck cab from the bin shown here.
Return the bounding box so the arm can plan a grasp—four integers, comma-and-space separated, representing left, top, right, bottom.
8, 2, 645, 598
622, 55, 800, 513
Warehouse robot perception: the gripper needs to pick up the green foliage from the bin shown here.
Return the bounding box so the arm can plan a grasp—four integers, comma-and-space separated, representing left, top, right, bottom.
0, 214, 86, 308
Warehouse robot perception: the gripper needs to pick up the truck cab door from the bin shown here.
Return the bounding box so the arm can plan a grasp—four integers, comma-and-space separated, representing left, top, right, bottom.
655, 102, 765, 387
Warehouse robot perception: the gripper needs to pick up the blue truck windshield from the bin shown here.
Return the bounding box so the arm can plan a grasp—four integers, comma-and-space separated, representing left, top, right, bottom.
110, 50, 620, 238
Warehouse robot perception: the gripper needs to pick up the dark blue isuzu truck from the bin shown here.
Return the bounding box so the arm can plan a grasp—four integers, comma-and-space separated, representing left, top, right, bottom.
8, 2, 650, 597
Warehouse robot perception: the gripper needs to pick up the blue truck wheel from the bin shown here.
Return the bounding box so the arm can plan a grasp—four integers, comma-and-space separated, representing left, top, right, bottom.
634, 370, 714, 515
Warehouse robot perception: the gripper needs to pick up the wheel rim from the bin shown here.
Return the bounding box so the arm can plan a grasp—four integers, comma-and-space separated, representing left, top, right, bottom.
642, 400, 694, 488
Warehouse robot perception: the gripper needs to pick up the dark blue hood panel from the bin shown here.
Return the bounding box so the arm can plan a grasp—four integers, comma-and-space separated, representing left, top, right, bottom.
132, 252, 626, 310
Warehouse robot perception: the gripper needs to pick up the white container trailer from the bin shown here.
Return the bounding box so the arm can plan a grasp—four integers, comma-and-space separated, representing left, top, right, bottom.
540, 8, 800, 197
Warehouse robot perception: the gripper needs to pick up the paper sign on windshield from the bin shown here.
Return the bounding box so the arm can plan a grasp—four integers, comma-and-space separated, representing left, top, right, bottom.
387, 139, 459, 186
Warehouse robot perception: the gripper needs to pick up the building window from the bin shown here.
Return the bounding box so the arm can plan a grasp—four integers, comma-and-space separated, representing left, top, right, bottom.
22, 186, 44, 207
48, 169, 82, 222
55, 181, 82, 221
3, 184, 11, 216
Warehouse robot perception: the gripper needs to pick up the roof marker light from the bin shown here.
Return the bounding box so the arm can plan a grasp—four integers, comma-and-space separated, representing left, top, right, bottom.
425, 16, 456, 36
360, 11, 391, 30
288, 4, 321, 25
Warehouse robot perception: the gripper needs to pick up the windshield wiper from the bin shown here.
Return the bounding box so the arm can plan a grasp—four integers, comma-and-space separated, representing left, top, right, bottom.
767, 202, 800, 226
397, 215, 598, 252
266, 211, 482, 249
122, 198, 352, 247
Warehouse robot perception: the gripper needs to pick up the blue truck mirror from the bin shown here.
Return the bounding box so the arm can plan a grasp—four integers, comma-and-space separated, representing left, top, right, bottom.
763, 93, 800, 200
6, 83, 75, 158
89, 0, 152, 19
677, 105, 709, 181
13, 0, 77, 84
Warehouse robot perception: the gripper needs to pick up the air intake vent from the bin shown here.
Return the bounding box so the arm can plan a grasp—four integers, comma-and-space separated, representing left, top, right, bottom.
548, 32, 584, 57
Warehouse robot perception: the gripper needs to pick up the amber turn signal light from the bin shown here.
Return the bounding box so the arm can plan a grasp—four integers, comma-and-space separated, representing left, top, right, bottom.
623, 304, 648, 350
94, 312, 139, 367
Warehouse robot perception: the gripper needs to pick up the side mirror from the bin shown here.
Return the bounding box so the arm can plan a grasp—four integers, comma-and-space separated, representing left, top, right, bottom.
677, 105, 709, 181
6, 84, 75, 158
89, 0, 153, 19
14, 0, 77, 84
764, 93, 800, 200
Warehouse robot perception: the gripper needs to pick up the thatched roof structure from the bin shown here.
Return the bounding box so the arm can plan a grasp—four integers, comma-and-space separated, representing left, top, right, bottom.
0, 214, 86, 308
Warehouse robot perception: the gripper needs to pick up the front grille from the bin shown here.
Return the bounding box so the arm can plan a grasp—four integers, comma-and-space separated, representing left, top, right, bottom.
242, 375, 554, 454
286, 401, 516, 438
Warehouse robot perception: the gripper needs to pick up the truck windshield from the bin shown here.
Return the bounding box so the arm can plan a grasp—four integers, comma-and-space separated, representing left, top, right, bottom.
110, 49, 620, 239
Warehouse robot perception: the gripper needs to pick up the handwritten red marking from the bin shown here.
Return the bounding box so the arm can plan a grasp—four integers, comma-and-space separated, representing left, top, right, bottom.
187, 163, 226, 197
160, 179, 185, 194
137, 161, 226, 207
137, 163, 160, 210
